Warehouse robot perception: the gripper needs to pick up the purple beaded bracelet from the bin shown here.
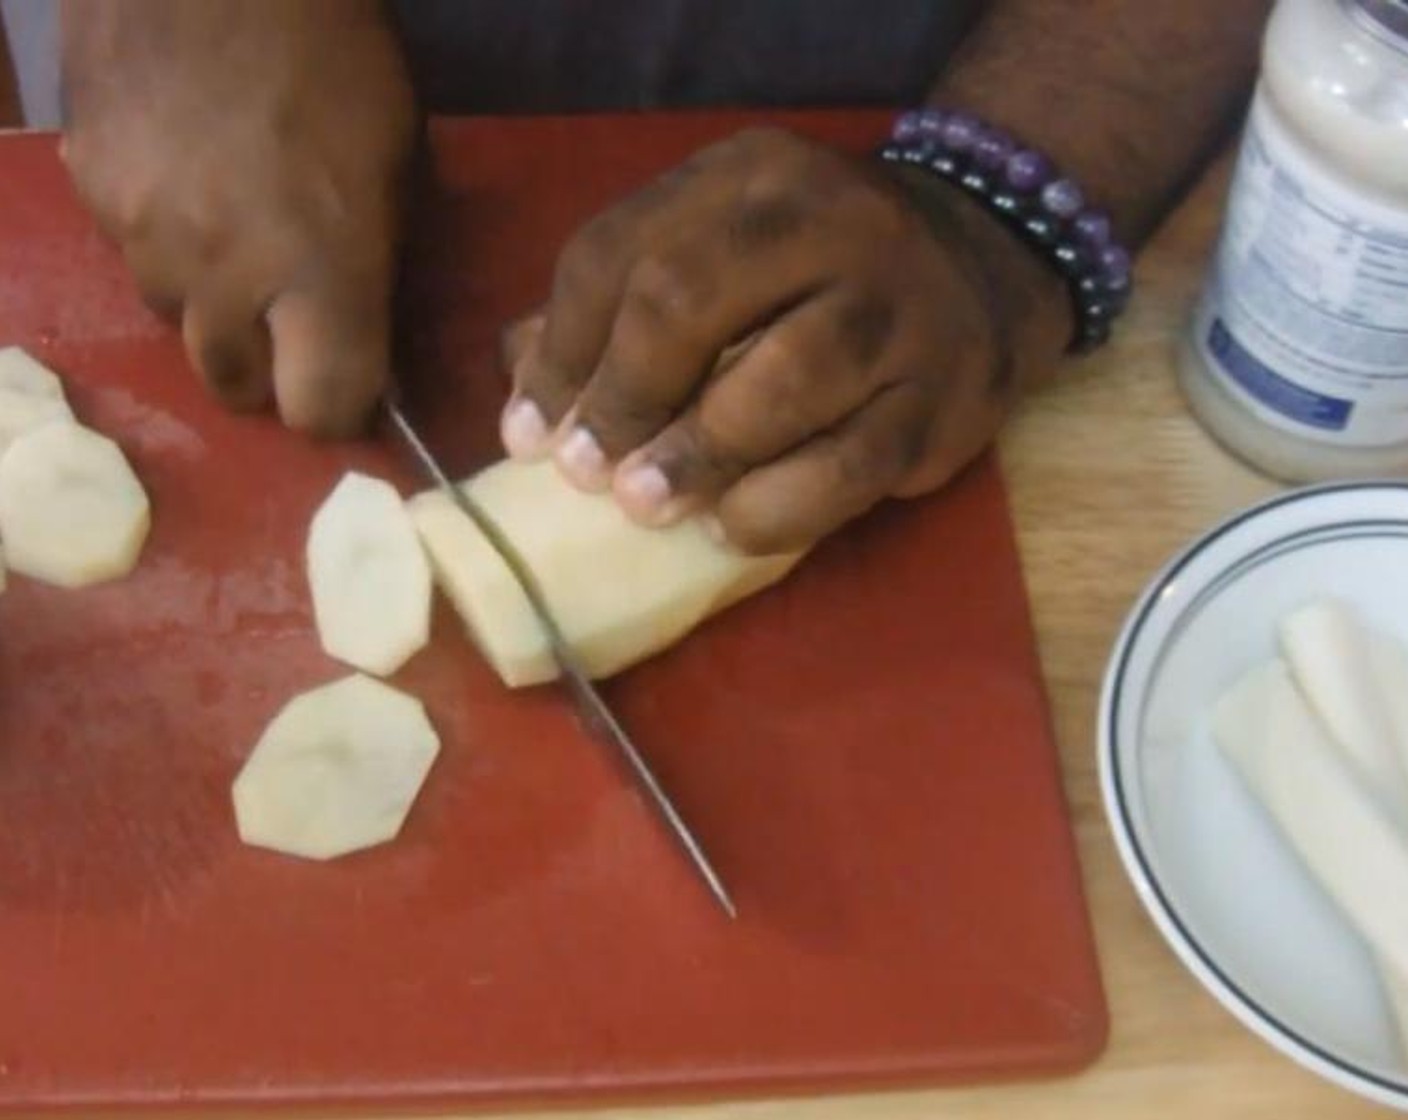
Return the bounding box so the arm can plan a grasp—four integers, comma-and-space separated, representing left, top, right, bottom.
880, 107, 1133, 353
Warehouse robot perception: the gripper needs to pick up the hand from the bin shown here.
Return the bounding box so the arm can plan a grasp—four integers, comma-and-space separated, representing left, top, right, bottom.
501, 127, 1069, 553
60, 1, 416, 435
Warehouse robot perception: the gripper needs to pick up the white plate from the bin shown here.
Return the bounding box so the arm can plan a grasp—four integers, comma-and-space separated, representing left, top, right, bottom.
1099, 481, 1408, 1111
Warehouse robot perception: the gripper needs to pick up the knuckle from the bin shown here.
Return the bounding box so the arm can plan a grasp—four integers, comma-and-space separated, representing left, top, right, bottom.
845, 389, 934, 485
580, 373, 674, 443
717, 510, 780, 556
833, 436, 892, 492
622, 252, 715, 329
831, 291, 897, 368
701, 335, 819, 447
186, 217, 235, 269
553, 217, 616, 297
746, 331, 814, 396
514, 348, 578, 414
659, 419, 746, 495
727, 193, 807, 253
893, 411, 933, 474
686, 425, 745, 480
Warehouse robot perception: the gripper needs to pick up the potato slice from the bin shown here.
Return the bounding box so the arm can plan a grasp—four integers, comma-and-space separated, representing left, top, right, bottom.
0, 421, 150, 588
232, 674, 440, 860
0, 348, 74, 455
408, 458, 803, 687
1215, 659, 1408, 981
306, 471, 432, 677
0, 346, 64, 397
0, 390, 75, 457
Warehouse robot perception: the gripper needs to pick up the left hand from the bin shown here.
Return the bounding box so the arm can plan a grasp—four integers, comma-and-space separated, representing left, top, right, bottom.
501, 126, 1067, 554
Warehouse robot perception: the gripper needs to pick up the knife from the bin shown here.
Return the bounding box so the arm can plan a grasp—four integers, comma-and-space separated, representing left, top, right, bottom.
384, 400, 738, 919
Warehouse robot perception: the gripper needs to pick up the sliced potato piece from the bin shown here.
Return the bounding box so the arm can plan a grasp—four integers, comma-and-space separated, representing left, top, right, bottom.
0, 389, 74, 457
0, 421, 149, 588
408, 458, 803, 687
1214, 659, 1408, 981
0, 346, 65, 397
1280, 599, 1408, 814
306, 471, 431, 677
0, 348, 74, 455
232, 673, 440, 860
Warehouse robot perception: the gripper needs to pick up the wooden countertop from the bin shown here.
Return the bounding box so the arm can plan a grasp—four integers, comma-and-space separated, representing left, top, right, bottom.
382, 168, 1383, 1120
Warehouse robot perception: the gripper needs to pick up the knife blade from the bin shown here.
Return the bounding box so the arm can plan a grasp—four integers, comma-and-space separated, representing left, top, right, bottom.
384, 401, 737, 918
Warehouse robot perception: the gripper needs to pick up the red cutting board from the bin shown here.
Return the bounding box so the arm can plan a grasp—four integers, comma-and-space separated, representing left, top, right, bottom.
0, 112, 1105, 1114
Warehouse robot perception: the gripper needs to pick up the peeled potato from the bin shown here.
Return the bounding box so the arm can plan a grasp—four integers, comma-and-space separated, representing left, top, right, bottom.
1215, 659, 1408, 982
232, 673, 440, 861
307, 471, 432, 677
0, 421, 150, 588
1280, 599, 1408, 815
408, 458, 803, 687
0, 348, 74, 455
1284, 610, 1408, 1061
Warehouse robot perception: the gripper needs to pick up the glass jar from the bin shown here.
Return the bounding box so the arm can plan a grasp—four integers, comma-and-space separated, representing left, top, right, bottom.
1179, 0, 1408, 482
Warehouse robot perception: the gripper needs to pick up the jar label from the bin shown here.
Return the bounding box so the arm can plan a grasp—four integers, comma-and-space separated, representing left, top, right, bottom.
1194, 92, 1408, 447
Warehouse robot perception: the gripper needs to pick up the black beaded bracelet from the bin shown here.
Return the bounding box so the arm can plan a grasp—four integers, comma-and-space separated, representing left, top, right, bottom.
878, 108, 1133, 353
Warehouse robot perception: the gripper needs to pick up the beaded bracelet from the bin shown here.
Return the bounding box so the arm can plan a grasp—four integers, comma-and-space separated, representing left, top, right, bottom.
879, 108, 1133, 353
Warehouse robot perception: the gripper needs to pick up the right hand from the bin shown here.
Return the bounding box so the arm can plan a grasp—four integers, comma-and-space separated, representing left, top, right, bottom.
59, 1, 417, 436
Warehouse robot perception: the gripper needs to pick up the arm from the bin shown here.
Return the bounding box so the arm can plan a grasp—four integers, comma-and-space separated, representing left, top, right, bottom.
895, 0, 1271, 401
934, 0, 1270, 247
505, 5, 1270, 552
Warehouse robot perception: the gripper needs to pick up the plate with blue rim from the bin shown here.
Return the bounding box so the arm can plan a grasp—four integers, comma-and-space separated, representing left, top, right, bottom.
1100, 481, 1408, 1112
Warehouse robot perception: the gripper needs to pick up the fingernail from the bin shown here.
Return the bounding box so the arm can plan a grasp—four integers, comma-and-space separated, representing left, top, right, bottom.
501, 396, 549, 459
616, 462, 674, 522
556, 425, 610, 489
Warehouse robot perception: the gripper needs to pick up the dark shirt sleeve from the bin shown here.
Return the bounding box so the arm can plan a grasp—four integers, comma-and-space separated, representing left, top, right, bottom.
389, 0, 983, 114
